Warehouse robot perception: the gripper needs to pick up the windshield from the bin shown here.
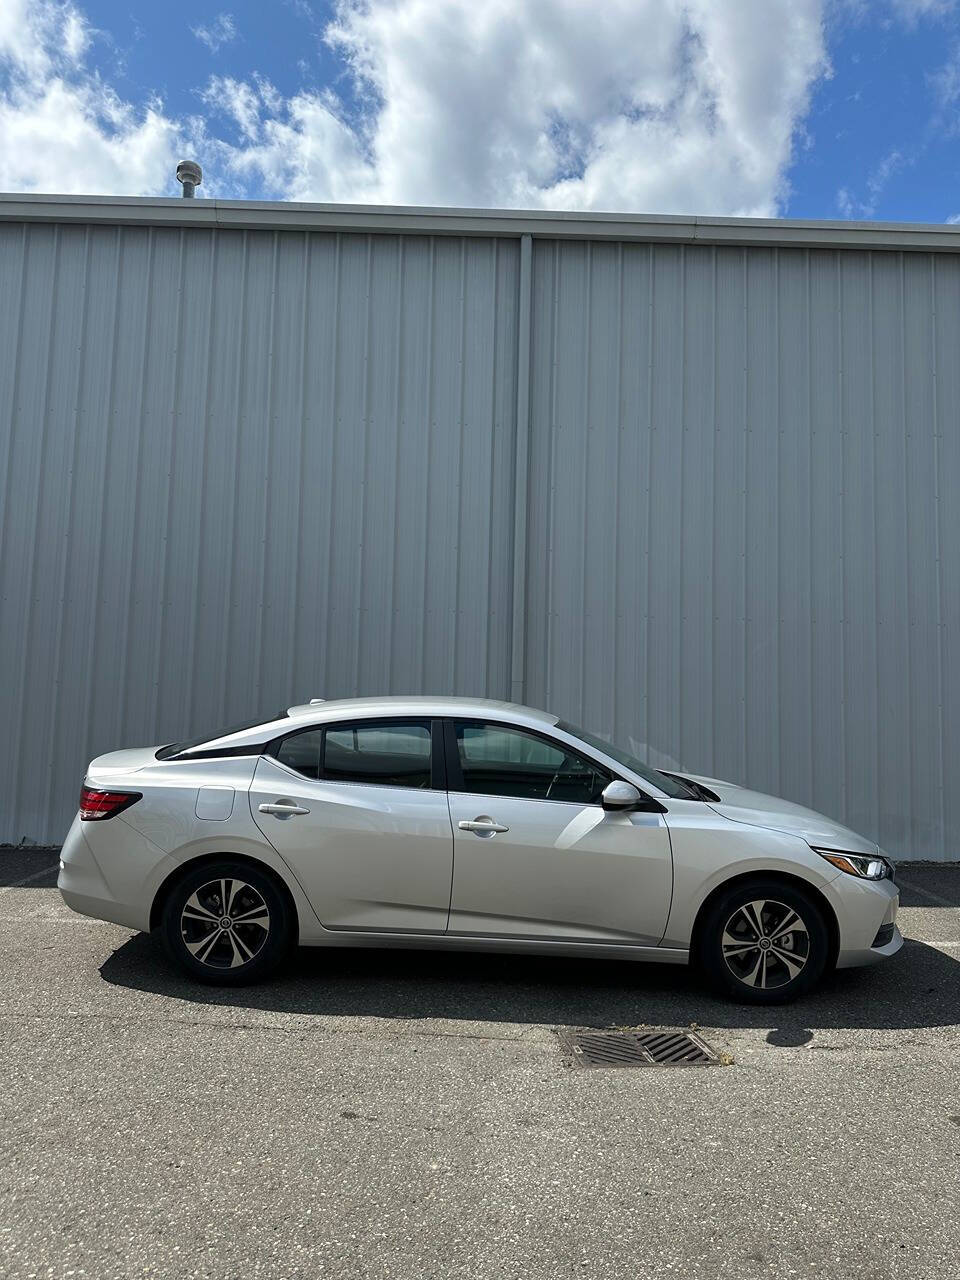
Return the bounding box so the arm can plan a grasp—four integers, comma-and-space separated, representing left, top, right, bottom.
155, 712, 287, 760
556, 721, 698, 799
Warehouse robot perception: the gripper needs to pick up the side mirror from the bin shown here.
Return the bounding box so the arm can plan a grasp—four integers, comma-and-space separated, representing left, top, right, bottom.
601, 780, 643, 811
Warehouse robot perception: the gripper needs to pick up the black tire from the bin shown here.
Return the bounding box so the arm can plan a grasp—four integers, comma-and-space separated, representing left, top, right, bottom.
697, 878, 831, 1004
160, 859, 294, 986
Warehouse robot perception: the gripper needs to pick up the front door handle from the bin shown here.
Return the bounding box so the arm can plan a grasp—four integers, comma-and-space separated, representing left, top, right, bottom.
258, 802, 310, 817
459, 818, 509, 835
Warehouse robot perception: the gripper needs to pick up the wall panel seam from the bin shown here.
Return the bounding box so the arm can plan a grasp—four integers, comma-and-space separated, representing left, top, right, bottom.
509, 233, 532, 703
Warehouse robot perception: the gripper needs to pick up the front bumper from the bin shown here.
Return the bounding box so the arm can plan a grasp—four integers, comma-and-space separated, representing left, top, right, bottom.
828, 871, 903, 969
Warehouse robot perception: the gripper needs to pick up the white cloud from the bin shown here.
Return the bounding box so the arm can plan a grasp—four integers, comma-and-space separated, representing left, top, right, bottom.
0, 0, 88, 77
886, 0, 955, 20
218, 88, 378, 202
838, 0, 956, 21
836, 146, 909, 218
192, 13, 237, 54
61, 7, 90, 61
932, 41, 960, 107
0, 82, 186, 195
868, 147, 905, 201
202, 74, 261, 140
0, 0, 832, 214
211, 0, 829, 215
0, 0, 193, 195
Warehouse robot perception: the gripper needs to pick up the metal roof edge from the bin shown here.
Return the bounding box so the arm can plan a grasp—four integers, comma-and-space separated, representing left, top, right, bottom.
3, 192, 960, 252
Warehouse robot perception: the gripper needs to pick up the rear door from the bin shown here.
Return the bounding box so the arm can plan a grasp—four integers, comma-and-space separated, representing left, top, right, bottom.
445, 719, 673, 944
250, 718, 454, 932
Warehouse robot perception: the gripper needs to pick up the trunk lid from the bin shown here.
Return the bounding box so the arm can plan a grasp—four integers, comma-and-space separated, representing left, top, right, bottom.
86, 747, 161, 780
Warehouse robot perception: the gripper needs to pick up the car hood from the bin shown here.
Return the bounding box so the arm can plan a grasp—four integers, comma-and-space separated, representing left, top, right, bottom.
680, 773, 879, 856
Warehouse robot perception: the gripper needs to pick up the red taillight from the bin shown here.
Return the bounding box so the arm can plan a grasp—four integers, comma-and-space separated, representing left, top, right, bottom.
78, 786, 142, 821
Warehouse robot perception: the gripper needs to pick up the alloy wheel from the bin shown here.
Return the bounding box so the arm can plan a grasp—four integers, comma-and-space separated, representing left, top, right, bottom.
720, 898, 810, 990
179, 877, 271, 970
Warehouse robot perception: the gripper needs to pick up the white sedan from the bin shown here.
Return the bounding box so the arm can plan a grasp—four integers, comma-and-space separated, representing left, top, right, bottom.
59, 696, 902, 1003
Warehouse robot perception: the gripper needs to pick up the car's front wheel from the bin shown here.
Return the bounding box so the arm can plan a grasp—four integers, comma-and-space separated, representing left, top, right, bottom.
698, 878, 831, 1003
160, 860, 294, 985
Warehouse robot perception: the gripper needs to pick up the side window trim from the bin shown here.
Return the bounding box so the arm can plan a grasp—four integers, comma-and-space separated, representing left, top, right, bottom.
442, 717, 614, 805
442, 718, 464, 791
429, 719, 447, 791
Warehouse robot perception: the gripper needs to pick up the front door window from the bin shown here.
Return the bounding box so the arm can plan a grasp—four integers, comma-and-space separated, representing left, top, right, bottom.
452, 720, 608, 805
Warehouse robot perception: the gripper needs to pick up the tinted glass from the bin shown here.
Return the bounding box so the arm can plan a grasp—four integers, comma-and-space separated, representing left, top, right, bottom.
323, 721, 433, 789
454, 721, 608, 804
275, 729, 324, 780
556, 720, 697, 799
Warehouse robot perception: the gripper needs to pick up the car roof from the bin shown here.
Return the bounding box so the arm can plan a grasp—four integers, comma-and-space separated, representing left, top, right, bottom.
285, 695, 558, 724
196, 696, 559, 752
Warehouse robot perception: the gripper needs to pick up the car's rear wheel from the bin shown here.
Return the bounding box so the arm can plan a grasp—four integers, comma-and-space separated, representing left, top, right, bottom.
160, 860, 293, 985
698, 878, 831, 1004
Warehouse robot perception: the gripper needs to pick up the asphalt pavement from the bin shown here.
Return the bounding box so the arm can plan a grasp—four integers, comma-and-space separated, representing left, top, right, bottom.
0, 847, 957, 1280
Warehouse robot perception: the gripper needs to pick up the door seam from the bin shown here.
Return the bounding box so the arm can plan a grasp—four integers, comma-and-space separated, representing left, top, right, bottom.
443, 789, 456, 932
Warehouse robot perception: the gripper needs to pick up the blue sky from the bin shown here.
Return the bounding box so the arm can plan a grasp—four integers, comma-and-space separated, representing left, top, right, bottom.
792, 3, 960, 220
79, 2, 344, 139
2, 0, 960, 221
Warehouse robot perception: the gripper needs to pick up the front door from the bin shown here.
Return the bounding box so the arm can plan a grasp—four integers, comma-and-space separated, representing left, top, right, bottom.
445, 719, 673, 944
250, 718, 453, 932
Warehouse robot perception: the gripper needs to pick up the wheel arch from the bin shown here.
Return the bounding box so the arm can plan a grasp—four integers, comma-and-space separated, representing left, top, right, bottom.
689, 869, 840, 970
149, 850, 301, 941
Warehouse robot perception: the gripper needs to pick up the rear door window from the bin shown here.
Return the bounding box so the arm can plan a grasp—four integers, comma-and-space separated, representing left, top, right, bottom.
324, 721, 432, 788
273, 720, 434, 789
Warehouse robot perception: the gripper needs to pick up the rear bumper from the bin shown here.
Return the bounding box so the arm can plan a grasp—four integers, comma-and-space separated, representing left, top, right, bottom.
59, 884, 145, 931
58, 814, 167, 932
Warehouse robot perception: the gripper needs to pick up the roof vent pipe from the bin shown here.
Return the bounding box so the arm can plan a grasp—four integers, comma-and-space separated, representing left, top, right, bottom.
176, 160, 202, 198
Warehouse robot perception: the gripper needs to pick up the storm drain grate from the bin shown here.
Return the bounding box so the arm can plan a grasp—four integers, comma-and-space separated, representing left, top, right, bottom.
557, 1028, 721, 1069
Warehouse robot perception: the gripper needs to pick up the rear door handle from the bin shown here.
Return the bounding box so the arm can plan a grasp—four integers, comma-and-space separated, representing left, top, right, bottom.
258, 802, 310, 817
458, 818, 509, 835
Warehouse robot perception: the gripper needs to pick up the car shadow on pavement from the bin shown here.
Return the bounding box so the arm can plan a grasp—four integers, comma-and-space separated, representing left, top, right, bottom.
100, 930, 959, 1037
0, 847, 60, 887
895, 868, 960, 908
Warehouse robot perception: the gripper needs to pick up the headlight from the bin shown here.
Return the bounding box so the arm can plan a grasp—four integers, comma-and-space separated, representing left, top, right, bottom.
814, 848, 892, 880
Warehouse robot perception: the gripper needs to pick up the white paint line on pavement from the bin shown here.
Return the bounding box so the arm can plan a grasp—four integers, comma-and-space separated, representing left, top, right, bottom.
0, 915, 114, 925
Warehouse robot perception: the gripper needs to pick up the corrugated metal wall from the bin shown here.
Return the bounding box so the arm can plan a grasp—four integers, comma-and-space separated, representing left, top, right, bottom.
524, 240, 959, 860
0, 220, 956, 857
0, 223, 519, 844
